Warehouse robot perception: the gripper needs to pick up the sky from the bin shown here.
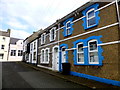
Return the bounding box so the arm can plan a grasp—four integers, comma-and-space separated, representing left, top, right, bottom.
0, 0, 90, 39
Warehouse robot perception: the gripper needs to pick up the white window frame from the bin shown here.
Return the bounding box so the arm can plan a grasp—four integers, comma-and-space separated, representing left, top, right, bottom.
86, 8, 96, 28
44, 48, 50, 64
41, 33, 46, 45
41, 49, 45, 63
66, 20, 71, 35
88, 39, 99, 64
50, 27, 56, 42
1, 45, 5, 50
10, 50, 16, 56
77, 42, 84, 64
18, 50, 23, 56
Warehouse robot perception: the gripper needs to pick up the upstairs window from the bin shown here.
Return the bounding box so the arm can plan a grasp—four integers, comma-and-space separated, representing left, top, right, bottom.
31, 44, 33, 51
77, 43, 84, 64
41, 33, 46, 45
2, 37, 5, 41
87, 8, 96, 27
63, 17, 74, 37
88, 40, 99, 64
34, 42, 36, 50
50, 27, 56, 42
82, 4, 100, 29
1, 45, 5, 49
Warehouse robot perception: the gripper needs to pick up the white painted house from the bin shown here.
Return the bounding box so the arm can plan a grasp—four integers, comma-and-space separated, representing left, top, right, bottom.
8, 37, 23, 61
0, 30, 10, 62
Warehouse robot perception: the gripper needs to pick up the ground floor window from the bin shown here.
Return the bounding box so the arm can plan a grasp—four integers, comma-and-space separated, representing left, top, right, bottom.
73, 36, 103, 66
33, 52, 36, 61
18, 50, 23, 56
11, 50, 16, 56
41, 48, 50, 64
0, 54, 4, 59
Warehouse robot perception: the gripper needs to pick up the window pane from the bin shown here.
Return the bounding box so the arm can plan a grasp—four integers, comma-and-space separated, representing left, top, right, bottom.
77, 53, 84, 63
88, 10, 94, 18
90, 52, 98, 63
89, 41, 97, 51
78, 44, 83, 52
46, 50, 48, 62
88, 17, 96, 26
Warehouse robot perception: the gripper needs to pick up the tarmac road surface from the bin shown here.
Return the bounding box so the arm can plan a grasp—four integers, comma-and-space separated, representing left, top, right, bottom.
2, 62, 90, 89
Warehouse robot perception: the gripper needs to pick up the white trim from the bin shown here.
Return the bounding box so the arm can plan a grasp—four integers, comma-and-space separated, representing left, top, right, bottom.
88, 39, 99, 64
56, 1, 116, 32
65, 48, 76, 51
77, 42, 84, 64
115, 0, 120, 27
50, 27, 56, 42
58, 23, 119, 43
96, 1, 116, 11
98, 40, 120, 46
38, 22, 119, 49
52, 45, 59, 71
37, 65, 52, 70
72, 16, 85, 23
86, 8, 96, 28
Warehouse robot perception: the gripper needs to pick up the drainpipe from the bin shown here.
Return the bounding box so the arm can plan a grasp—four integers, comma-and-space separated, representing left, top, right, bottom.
115, 0, 120, 81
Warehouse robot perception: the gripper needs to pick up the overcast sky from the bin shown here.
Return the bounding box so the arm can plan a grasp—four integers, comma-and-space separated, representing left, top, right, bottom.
0, 0, 90, 39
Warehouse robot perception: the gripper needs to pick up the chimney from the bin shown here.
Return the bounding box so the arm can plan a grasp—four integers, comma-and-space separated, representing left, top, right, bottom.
7, 29, 11, 36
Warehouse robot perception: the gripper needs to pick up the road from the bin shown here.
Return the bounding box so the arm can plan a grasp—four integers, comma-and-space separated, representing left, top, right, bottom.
2, 62, 90, 89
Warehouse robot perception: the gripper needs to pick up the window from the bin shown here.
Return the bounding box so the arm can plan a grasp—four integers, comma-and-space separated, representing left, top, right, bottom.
11, 50, 16, 56
73, 36, 103, 66
66, 21, 71, 35
63, 17, 74, 37
18, 50, 23, 56
77, 43, 84, 64
2, 37, 5, 41
31, 44, 33, 51
33, 52, 36, 61
82, 4, 100, 29
41, 48, 49, 64
0, 54, 4, 59
88, 40, 99, 64
41, 49, 45, 63
45, 48, 49, 63
86, 8, 96, 27
34, 42, 36, 49
50, 27, 56, 42
41, 33, 46, 44
1, 45, 5, 49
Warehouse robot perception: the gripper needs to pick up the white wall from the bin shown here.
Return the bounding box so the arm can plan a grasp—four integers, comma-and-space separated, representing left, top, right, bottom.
0, 36, 10, 62
8, 40, 23, 61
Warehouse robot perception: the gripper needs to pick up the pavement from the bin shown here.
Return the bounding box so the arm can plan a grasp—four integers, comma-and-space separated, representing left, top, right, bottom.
19, 61, 120, 89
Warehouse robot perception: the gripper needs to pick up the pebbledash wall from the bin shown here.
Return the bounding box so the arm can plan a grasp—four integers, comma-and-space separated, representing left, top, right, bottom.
23, 0, 120, 86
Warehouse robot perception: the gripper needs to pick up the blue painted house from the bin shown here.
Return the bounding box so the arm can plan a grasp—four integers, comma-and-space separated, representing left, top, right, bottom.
23, 0, 120, 87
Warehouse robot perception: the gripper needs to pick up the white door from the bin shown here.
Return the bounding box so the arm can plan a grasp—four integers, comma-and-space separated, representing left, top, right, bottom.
53, 47, 59, 71
61, 47, 66, 70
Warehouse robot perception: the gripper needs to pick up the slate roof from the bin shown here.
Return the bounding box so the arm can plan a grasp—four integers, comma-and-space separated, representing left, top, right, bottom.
10, 37, 23, 44
0, 30, 10, 37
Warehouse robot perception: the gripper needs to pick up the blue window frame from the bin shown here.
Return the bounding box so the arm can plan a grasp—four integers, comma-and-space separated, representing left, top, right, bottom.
82, 4, 100, 29
63, 17, 74, 37
73, 36, 104, 66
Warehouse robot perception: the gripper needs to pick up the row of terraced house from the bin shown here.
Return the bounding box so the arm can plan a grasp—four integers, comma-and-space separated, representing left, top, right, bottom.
23, 0, 120, 87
